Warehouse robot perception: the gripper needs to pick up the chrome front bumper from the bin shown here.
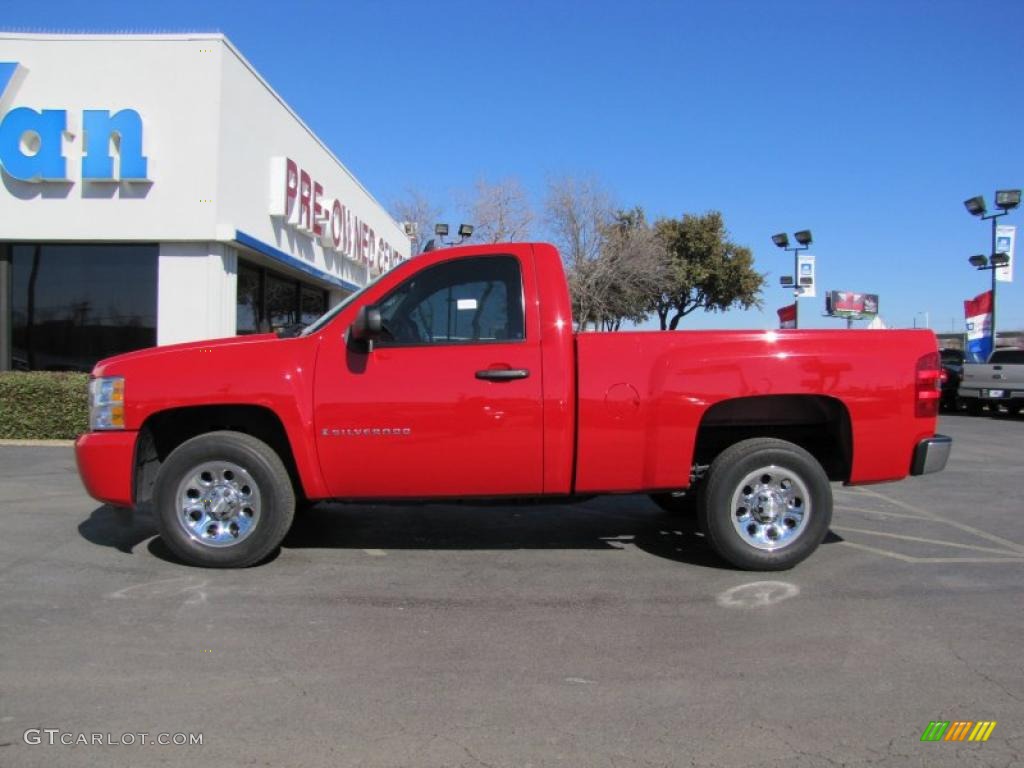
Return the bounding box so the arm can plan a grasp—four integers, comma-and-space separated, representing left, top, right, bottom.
910, 435, 952, 476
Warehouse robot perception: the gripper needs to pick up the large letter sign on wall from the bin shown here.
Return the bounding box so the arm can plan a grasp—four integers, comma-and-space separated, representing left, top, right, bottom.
0, 61, 150, 184
82, 109, 148, 181
0, 107, 68, 181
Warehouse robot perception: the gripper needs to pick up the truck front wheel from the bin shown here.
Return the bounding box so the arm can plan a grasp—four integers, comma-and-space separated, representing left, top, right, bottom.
153, 431, 296, 568
699, 438, 831, 571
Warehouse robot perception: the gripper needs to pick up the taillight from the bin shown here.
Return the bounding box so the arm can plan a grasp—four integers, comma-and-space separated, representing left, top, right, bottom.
916, 352, 941, 417
939, 368, 949, 384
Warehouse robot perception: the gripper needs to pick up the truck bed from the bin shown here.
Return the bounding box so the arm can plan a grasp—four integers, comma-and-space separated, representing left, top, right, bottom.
573, 329, 939, 493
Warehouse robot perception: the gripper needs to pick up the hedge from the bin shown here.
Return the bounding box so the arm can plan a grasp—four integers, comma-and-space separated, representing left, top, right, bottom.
0, 372, 90, 440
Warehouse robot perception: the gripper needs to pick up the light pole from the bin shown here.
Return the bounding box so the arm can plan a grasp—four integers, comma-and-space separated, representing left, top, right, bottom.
771, 230, 812, 328
963, 189, 1020, 348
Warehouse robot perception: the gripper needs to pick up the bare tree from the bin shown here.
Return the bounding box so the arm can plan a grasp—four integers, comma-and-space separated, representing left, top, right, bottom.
465, 176, 534, 243
390, 188, 441, 255
543, 175, 613, 271
596, 213, 669, 330
569, 209, 668, 331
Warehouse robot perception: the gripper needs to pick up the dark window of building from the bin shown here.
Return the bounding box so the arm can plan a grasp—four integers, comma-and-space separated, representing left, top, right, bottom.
266, 272, 299, 329
10, 243, 158, 371
236, 262, 263, 335
235, 259, 330, 335
376, 256, 524, 346
300, 285, 327, 325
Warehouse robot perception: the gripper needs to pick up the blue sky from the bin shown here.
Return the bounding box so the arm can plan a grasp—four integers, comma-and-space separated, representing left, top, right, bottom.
4, 0, 1023, 332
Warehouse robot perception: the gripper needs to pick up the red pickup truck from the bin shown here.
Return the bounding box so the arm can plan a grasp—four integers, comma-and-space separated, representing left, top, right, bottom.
75, 242, 950, 570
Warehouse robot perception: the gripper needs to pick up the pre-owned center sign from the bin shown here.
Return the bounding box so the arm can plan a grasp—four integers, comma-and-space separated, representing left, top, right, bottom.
270, 157, 403, 276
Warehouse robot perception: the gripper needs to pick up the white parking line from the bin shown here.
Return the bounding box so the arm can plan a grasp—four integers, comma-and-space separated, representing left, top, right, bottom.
843, 486, 1024, 555
832, 525, 1024, 557
840, 540, 1024, 565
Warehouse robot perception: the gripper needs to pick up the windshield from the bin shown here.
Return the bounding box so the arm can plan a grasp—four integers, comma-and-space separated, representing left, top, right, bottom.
299, 284, 368, 336
299, 259, 410, 337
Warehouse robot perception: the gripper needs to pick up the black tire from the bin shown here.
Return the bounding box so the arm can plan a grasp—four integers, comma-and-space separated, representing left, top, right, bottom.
650, 491, 698, 516
153, 430, 295, 568
698, 438, 832, 571
964, 398, 984, 416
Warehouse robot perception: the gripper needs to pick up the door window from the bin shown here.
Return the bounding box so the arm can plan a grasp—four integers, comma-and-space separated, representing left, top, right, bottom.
376, 256, 524, 346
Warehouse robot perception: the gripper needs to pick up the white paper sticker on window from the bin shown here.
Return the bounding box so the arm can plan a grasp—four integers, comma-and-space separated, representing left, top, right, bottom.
456, 298, 478, 311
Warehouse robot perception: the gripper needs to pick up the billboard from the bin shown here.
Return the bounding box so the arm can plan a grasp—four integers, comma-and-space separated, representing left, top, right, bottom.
826, 290, 879, 317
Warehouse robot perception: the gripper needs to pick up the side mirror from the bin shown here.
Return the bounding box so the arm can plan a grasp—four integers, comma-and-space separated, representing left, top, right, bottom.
348, 306, 382, 349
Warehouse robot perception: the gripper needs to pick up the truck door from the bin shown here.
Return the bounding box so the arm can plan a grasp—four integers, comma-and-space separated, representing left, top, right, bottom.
314, 253, 544, 498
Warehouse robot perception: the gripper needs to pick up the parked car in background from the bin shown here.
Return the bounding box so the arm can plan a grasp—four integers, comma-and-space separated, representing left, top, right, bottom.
958, 348, 1024, 415
939, 348, 964, 412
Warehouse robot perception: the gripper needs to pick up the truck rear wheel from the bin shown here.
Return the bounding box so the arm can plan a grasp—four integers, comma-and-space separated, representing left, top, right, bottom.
698, 438, 831, 571
153, 431, 295, 568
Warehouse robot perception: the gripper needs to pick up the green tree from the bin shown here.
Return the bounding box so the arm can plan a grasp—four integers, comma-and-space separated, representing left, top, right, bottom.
653, 211, 764, 330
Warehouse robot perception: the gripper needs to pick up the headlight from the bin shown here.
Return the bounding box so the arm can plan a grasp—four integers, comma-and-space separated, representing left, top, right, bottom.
89, 377, 125, 430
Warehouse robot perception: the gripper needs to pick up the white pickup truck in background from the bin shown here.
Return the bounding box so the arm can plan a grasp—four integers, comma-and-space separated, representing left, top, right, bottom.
958, 348, 1024, 415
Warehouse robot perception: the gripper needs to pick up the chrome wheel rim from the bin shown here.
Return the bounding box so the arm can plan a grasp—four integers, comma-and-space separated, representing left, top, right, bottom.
175, 461, 261, 548
730, 464, 810, 551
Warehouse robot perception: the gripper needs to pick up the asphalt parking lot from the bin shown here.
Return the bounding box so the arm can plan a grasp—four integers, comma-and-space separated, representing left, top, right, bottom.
1, 413, 1021, 768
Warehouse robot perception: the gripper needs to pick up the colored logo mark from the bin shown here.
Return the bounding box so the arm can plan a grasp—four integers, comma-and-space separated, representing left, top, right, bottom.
921, 721, 997, 742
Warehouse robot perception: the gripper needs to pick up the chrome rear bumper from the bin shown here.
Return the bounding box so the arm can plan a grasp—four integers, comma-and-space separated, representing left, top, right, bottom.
910, 435, 952, 476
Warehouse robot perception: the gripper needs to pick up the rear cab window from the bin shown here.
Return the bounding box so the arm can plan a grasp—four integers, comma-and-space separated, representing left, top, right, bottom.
990, 350, 1024, 365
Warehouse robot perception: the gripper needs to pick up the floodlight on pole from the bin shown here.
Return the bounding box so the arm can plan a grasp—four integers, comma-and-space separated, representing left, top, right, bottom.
433, 222, 475, 246
771, 229, 815, 329
995, 189, 1021, 211
963, 188, 1022, 348
964, 196, 987, 217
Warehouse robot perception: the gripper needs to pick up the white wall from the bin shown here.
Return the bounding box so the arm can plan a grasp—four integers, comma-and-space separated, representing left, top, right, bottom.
0, 33, 410, 291
0, 34, 222, 241
215, 40, 410, 287
1, 33, 411, 348
157, 242, 237, 345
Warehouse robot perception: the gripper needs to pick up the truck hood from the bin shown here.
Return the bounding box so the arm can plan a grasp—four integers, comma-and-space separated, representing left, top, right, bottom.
92, 334, 279, 377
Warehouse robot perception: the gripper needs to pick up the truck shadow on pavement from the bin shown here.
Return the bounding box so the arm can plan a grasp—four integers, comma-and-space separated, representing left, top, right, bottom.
78, 496, 842, 570
78, 503, 158, 555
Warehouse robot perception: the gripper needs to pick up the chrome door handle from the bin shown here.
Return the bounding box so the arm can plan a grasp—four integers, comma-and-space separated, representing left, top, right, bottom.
475, 368, 530, 381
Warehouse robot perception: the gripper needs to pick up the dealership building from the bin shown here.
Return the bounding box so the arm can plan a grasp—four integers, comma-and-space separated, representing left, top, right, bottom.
0, 32, 411, 371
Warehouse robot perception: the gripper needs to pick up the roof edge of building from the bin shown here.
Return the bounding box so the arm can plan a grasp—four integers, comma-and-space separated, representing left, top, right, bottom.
0, 31, 402, 239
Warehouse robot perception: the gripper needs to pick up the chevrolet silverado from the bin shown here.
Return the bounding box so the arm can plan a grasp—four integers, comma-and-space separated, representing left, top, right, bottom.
75, 243, 951, 570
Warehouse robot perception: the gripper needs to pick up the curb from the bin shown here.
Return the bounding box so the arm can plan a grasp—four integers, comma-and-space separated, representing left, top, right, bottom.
0, 439, 76, 447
